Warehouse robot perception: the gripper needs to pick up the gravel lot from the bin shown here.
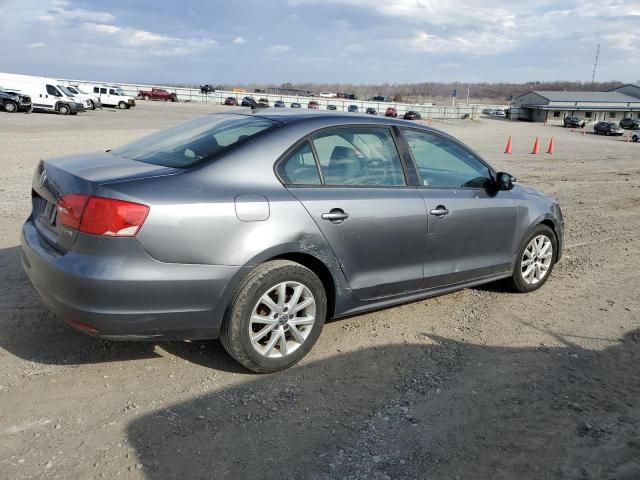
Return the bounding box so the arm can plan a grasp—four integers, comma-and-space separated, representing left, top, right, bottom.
1, 102, 639, 480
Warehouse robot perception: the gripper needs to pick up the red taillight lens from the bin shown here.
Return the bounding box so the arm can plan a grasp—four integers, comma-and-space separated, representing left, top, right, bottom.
57, 194, 90, 229
57, 194, 149, 237
79, 197, 149, 236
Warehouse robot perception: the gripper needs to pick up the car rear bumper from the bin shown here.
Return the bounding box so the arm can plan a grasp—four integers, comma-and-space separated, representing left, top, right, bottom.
21, 218, 246, 340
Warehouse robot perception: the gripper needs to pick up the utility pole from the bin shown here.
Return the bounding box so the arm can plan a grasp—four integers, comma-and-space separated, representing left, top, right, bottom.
591, 44, 600, 83
466, 88, 470, 104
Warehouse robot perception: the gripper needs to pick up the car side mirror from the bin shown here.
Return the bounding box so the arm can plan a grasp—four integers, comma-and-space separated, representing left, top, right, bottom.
496, 172, 516, 191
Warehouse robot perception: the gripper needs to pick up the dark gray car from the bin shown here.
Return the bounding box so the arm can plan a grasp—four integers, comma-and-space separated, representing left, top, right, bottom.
21, 110, 564, 372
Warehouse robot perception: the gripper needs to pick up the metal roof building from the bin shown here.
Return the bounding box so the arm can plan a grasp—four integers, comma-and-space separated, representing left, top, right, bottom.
511, 84, 640, 123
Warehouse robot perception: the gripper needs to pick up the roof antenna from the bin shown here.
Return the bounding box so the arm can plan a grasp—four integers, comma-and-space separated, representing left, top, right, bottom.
591, 44, 600, 84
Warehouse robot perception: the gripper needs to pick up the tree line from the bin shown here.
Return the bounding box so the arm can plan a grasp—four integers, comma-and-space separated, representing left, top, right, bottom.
190, 80, 632, 102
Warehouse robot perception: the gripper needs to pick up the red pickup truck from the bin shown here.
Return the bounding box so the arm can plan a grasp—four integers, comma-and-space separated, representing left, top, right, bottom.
138, 88, 178, 102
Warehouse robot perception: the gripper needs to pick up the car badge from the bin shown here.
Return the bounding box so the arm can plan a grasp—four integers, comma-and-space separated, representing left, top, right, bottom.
39, 170, 47, 187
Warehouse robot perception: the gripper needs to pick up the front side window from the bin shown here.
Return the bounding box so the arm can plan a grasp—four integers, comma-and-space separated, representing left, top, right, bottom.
112, 114, 277, 168
276, 142, 321, 185
312, 127, 405, 186
46, 84, 60, 96
403, 129, 492, 189
109, 89, 117, 95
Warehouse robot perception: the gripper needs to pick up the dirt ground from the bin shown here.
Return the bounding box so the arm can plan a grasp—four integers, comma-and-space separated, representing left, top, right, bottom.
1, 102, 639, 480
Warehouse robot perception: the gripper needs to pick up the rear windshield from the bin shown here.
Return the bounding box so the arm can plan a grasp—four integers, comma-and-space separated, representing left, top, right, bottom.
112, 114, 277, 168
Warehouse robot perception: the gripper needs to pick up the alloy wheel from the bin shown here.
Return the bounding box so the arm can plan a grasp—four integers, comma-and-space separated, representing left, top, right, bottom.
521, 235, 553, 285
249, 281, 316, 358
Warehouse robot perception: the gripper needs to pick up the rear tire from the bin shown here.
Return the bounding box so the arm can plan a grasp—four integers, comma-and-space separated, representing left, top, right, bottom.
510, 225, 557, 293
143, 95, 150, 101
220, 260, 327, 373
3, 100, 18, 113
58, 104, 70, 115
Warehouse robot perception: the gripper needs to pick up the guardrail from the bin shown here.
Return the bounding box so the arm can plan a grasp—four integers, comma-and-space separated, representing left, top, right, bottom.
57, 77, 509, 120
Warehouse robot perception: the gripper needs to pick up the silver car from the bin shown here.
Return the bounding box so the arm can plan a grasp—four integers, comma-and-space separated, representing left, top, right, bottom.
22, 111, 564, 372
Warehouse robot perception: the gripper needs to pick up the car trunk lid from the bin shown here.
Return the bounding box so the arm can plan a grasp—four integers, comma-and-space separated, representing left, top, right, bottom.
31, 152, 179, 252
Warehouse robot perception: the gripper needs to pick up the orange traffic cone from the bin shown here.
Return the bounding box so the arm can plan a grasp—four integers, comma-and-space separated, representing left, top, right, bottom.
546, 137, 555, 155
531, 137, 540, 154
504, 135, 513, 154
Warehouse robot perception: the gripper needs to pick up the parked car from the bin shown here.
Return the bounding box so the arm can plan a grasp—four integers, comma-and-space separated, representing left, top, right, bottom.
619, 117, 640, 130
365, 107, 377, 115
241, 96, 255, 107
385, 107, 397, 118
347, 105, 358, 113
481, 108, 493, 115
404, 111, 422, 120
224, 97, 238, 106
21, 111, 564, 373
0, 87, 32, 113
91, 84, 136, 109
200, 84, 215, 94
631, 130, 639, 142
319, 92, 335, 98
274, 100, 286, 108
258, 98, 270, 107
291, 102, 301, 108
65, 85, 101, 110
138, 88, 177, 102
563, 116, 584, 128
594, 121, 624, 136
308, 101, 320, 109
326, 104, 337, 111
492, 109, 506, 117
0, 72, 84, 115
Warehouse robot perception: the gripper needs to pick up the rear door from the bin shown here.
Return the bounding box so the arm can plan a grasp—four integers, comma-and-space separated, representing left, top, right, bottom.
400, 128, 517, 288
278, 126, 427, 300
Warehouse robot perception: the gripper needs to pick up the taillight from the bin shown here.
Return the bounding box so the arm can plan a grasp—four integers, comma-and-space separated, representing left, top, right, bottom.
57, 194, 90, 230
57, 195, 149, 237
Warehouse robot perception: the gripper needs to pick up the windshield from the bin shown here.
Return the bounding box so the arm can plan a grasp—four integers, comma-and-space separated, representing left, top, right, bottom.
115, 88, 125, 95
112, 114, 278, 168
57, 85, 75, 96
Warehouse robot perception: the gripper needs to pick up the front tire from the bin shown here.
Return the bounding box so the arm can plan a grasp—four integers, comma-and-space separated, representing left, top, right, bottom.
89, 100, 96, 110
510, 225, 557, 293
220, 260, 327, 373
58, 104, 70, 115
633, 135, 639, 143
3, 100, 18, 113
118, 101, 127, 109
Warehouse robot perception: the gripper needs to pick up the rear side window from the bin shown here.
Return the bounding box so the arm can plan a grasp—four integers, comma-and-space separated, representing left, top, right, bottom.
312, 127, 406, 186
93, 87, 99, 93
100, 88, 107, 94
277, 142, 321, 185
112, 114, 277, 168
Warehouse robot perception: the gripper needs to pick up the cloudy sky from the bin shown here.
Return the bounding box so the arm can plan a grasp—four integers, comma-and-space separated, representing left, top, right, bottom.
2, 0, 639, 85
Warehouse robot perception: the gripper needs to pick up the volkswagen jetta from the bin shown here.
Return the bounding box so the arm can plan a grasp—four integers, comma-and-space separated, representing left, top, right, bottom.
22, 110, 564, 372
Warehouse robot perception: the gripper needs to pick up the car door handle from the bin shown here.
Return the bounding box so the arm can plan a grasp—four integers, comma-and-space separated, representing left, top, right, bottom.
429, 205, 450, 218
321, 209, 349, 223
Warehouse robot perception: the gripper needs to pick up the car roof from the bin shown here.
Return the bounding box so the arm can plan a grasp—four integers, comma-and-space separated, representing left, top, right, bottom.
219, 109, 441, 131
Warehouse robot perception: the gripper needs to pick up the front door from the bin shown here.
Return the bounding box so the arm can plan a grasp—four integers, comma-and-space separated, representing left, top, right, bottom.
400, 128, 517, 288
277, 126, 427, 300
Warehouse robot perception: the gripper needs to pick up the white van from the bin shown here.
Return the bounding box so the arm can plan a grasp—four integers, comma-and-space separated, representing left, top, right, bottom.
65, 85, 101, 110
0, 72, 84, 115
91, 84, 136, 109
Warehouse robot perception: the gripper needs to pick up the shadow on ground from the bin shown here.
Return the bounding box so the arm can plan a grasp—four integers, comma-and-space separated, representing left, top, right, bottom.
0, 245, 246, 373
128, 329, 640, 480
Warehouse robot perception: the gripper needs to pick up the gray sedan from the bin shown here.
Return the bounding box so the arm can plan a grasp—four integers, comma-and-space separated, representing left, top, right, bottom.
22, 110, 564, 372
